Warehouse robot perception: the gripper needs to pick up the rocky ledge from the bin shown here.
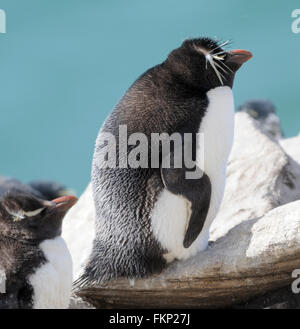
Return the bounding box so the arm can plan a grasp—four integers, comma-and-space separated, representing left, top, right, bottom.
64, 112, 300, 309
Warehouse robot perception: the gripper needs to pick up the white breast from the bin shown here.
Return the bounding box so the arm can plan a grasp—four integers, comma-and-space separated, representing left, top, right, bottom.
151, 86, 234, 261
29, 237, 73, 309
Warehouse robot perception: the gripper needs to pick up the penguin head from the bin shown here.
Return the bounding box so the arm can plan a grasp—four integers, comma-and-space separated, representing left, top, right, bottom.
0, 192, 77, 242
166, 37, 252, 91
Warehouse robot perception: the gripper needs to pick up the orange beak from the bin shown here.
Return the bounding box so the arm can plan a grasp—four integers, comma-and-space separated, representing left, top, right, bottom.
51, 195, 78, 213
227, 49, 253, 65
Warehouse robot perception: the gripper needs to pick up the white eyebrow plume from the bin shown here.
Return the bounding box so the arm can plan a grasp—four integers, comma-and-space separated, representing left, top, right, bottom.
205, 53, 224, 85
23, 207, 45, 217
193, 41, 233, 86
209, 40, 230, 53
5, 206, 45, 221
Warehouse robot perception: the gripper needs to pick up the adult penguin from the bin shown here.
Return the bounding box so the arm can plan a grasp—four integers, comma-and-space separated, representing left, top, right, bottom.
79, 37, 252, 286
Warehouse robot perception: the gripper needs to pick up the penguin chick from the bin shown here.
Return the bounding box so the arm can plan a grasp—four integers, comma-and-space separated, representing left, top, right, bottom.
237, 99, 283, 139
0, 192, 77, 309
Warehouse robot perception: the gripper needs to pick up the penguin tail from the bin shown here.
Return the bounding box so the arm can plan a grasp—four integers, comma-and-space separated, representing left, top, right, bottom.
72, 275, 91, 291
72, 264, 110, 291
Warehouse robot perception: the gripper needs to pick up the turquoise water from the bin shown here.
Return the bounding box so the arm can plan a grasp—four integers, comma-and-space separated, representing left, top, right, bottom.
0, 1, 299, 194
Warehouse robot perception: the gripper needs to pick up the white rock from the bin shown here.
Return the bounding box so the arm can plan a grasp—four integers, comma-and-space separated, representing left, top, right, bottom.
210, 112, 300, 241
77, 200, 300, 308
280, 133, 300, 165
69, 296, 95, 309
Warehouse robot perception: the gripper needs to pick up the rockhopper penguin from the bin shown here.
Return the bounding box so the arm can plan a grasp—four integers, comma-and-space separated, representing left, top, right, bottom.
79, 37, 252, 286
0, 192, 77, 308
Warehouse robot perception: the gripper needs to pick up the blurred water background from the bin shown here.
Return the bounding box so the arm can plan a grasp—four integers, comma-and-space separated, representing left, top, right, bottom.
0, 0, 299, 193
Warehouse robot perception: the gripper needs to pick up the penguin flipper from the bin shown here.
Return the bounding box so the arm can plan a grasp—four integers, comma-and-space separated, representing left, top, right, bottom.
161, 166, 211, 249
